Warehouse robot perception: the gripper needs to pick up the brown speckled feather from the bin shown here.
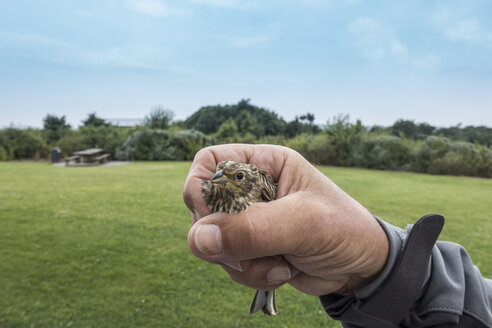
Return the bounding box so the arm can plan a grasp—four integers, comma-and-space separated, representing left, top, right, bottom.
201, 161, 277, 214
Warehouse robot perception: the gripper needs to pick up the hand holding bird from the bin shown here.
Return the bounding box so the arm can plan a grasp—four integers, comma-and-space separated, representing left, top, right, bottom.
184, 144, 389, 315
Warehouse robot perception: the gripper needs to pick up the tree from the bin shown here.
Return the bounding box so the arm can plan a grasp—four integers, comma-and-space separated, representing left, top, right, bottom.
184, 99, 286, 137
285, 113, 320, 137
237, 111, 257, 136
416, 123, 436, 139
82, 112, 109, 127
299, 113, 315, 125
42, 114, 71, 143
184, 104, 234, 134
459, 126, 492, 146
326, 114, 365, 166
215, 118, 239, 143
143, 105, 174, 129
391, 119, 418, 139
299, 112, 320, 134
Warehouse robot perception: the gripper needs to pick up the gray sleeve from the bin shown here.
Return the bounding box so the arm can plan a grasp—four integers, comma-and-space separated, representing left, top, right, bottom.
319, 214, 492, 328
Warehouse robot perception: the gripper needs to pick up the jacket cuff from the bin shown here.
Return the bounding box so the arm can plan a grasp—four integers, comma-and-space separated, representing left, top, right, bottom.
319, 214, 444, 328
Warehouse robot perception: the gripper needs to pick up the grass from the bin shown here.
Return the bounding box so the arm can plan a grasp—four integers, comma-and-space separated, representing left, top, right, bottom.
0, 162, 491, 327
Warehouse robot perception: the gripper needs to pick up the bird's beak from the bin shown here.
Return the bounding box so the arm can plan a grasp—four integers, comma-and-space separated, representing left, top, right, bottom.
210, 169, 227, 184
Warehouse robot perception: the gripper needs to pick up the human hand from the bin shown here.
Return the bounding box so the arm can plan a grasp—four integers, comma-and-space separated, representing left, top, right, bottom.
183, 144, 389, 296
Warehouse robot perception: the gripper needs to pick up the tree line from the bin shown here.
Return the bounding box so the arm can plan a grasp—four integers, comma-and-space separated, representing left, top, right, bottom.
1, 100, 491, 178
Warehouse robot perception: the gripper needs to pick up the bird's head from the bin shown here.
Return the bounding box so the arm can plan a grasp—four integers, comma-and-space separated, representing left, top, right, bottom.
209, 161, 259, 198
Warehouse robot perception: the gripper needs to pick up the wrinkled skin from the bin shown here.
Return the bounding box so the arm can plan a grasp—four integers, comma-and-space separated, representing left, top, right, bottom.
183, 144, 389, 296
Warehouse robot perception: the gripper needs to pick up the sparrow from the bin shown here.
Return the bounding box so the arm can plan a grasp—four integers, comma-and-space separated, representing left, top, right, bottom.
201, 160, 279, 316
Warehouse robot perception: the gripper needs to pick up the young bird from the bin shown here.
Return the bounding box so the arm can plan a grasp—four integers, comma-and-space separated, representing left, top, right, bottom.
201, 160, 279, 316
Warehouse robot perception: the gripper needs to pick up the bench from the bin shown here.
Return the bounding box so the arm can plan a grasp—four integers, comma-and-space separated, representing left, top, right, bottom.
65, 155, 80, 166
95, 153, 110, 164
64, 149, 110, 166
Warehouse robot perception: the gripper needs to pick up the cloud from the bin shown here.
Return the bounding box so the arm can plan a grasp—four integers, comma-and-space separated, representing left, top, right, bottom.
127, 0, 186, 17
74, 9, 99, 18
348, 17, 407, 60
0, 31, 170, 70
290, 0, 360, 4
412, 54, 440, 69
0, 31, 74, 49
444, 18, 481, 42
192, 0, 236, 6
430, 5, 491, 44
190, 0, 256, 8
348, 17, 440, 70
226, 34, 269, 48
390, 39, 408, 56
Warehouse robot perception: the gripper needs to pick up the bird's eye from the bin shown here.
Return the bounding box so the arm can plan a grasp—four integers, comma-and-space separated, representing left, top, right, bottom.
236, 172, 244, 180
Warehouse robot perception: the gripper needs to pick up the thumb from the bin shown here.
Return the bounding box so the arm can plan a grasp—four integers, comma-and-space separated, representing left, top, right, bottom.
188, 192, 313, 263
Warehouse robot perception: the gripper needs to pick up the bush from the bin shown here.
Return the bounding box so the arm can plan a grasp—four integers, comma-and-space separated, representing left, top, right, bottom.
0, 128, 48, 160
116, 130, 172, 160
171, 129, 212, 160
286, 117, 366, 167
361, 136, 411, 170
116, 129, 211, 161
0, 146, 10, 161
410, 136, 491, 177
429, 142, 481, 176
285, 134, 336, 165
254, 135, 287, 146
411, 136, 450, 173
77, 126, 129, 156
325, 116, 365, 166
307, 134, 336, 165
283, 132, 491, 178
285, 133, 315, 161
56, 133, 83, 157
477, 146, 492, 178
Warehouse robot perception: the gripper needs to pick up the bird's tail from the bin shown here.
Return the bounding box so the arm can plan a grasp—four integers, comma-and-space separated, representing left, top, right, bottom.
250, 289, 277, 316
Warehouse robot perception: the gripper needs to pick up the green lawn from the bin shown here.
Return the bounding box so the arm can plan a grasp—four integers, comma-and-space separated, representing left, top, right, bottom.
0, 162, 491, 327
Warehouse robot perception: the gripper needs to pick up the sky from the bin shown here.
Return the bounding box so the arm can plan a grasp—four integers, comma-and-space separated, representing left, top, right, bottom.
1, 0, 492, 128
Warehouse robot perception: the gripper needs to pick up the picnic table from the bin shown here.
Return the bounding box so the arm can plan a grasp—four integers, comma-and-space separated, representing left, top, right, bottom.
65, 148, 111, 166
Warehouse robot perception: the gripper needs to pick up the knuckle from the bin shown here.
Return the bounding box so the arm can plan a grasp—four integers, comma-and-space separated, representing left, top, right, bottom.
182, 184, 195, 210
193, 146, 211, 161
227, 271, 259, 287
225, 261, 281, 290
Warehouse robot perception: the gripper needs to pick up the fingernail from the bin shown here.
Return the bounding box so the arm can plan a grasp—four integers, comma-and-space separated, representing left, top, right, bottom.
267, 265, 291, 282
223, 261, 243, 272
194, 224, 223, 255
